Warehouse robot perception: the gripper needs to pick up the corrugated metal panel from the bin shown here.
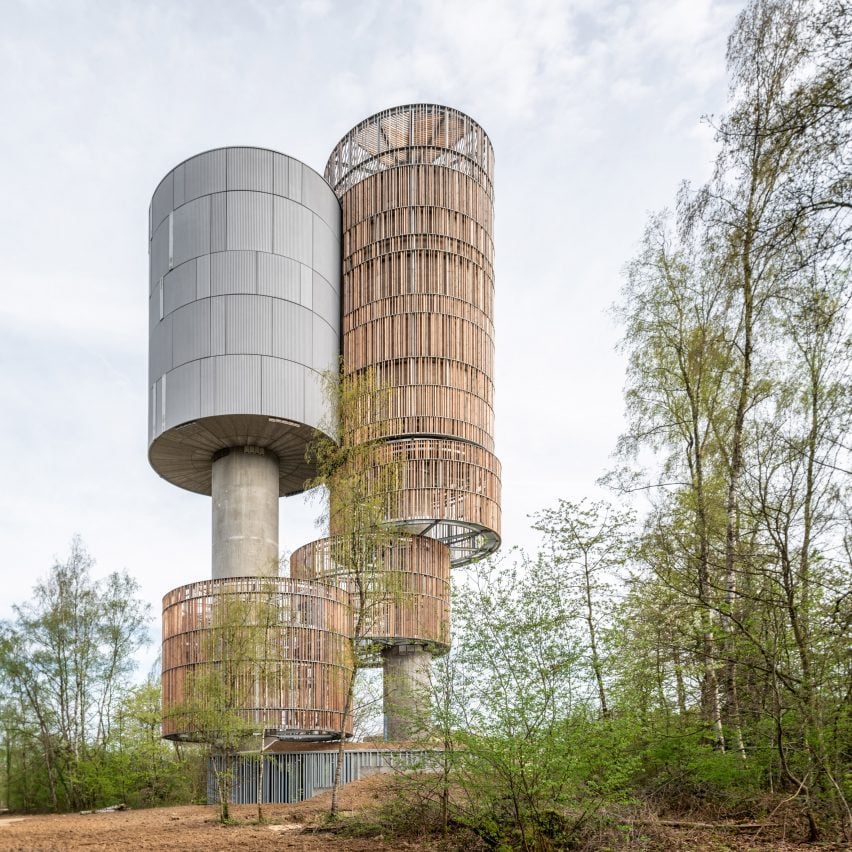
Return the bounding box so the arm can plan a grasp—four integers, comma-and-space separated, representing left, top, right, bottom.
171, 300, 211, 367
312, 216, 340, 292
163, 361, 201, 430
211, 193, 227, 252
196, 254, 210, 299
200, 357, 216, 417
304, 369, 327, 428
288, 158, 302, 202
227, 147, 273, 191
312, 272, 340, 330
261, 356, 305, 422
214, 354, 261, 414
210, 296, 226, 355
150, 219, 170, 293
161, 373, 166, 433
273, 197, 311, 264
272, 300, 312, 365
149, 383, 156, 441
172, 196, 210, 267
185, 149, 226, 202
209, 750, 435, 805
257, 252, 300, 302
163, 259, 197, 316
149, 285, 161, 332
302, 167, 339, 233
151, 171, 173, 233
312, 315, 338, 373
148, 314, 172, 383
173, 163, 186, 208
225, 294, 272, 355
226, 191, 272, 252
272, 153, 290, 198
211, 250, 256, 295
300, 264, 313, 309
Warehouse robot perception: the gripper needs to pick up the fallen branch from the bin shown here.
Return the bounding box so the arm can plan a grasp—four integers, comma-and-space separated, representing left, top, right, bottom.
79, 804, 128, 815
643, 820, 779, 831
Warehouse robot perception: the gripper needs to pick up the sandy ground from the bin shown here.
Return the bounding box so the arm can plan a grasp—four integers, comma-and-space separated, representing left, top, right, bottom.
0, 775, 436, 852
0, 774, 842, 851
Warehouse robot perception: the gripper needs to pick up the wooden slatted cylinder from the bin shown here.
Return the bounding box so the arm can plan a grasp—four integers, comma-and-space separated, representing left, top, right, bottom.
161, 577, 353, 740
325, 104, 501, 566
290, 535, 451, 658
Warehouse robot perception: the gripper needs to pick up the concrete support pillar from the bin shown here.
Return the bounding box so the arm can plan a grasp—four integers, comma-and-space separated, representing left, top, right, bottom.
382, 644, 432, 742
211, 446, 279, 579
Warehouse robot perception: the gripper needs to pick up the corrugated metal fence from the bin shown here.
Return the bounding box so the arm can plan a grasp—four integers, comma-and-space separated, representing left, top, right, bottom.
208, 749, 435, 804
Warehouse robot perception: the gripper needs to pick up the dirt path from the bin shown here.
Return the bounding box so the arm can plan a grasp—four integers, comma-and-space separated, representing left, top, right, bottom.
0, 804, 433, 851
0, 775, 840, 851
0, 776, 436, 851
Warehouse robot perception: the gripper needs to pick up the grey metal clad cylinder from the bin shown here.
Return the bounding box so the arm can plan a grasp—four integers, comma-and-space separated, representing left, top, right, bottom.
148, 147, 342, 496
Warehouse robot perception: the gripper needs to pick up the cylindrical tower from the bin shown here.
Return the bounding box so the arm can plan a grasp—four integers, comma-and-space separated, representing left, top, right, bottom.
324, 105, 500, 737
161, 577, 354, 741
149, 147, 348, 740
325, 105, 500, 567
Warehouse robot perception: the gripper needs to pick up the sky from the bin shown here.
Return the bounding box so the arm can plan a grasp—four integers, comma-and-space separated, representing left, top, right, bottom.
0, 0, 743, 671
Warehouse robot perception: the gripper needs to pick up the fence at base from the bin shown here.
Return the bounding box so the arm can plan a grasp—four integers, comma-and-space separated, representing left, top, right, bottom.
208, 748, 434, 804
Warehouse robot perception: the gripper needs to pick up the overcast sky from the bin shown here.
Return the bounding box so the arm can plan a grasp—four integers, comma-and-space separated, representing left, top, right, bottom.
0, 0, 743, 668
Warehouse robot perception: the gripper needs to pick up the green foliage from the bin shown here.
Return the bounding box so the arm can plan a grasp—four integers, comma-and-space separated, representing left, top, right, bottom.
0, 538, 152, 812
0, 541, 199, 814
604, 0, 852, 840
114, 683, 201, 807
403, 555, 646, 850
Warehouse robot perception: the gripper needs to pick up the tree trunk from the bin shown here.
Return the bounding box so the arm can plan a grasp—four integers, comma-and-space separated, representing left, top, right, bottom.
330, 669, 356, 817
212, 755, 230, 823
582, 553, 609, 718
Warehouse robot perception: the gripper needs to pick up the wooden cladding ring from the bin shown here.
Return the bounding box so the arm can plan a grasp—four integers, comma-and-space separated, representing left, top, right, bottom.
344, 205, 494, 268
161, 577, 353, 741
343, 356, 496, 453
344, 312, 495, 387
290, 535, 451, 657
343, 250, 494, 320
330, 439, 501, 565
345, 291, 495, 339
325, 104, 494, 198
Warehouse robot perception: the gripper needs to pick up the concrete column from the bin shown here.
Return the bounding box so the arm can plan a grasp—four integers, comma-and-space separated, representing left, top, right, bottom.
382, 644, 432, 742
211, 446, 279, 579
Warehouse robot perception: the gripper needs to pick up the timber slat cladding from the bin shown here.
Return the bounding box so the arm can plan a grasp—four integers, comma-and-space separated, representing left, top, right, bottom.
344, 249, 494, 315
161, 578, 354, 740
328, 438, 501, 547
290, 536, 451, 655
325, 105, 493, 198
326, 105, 501, 563
347, 439, 501, 534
